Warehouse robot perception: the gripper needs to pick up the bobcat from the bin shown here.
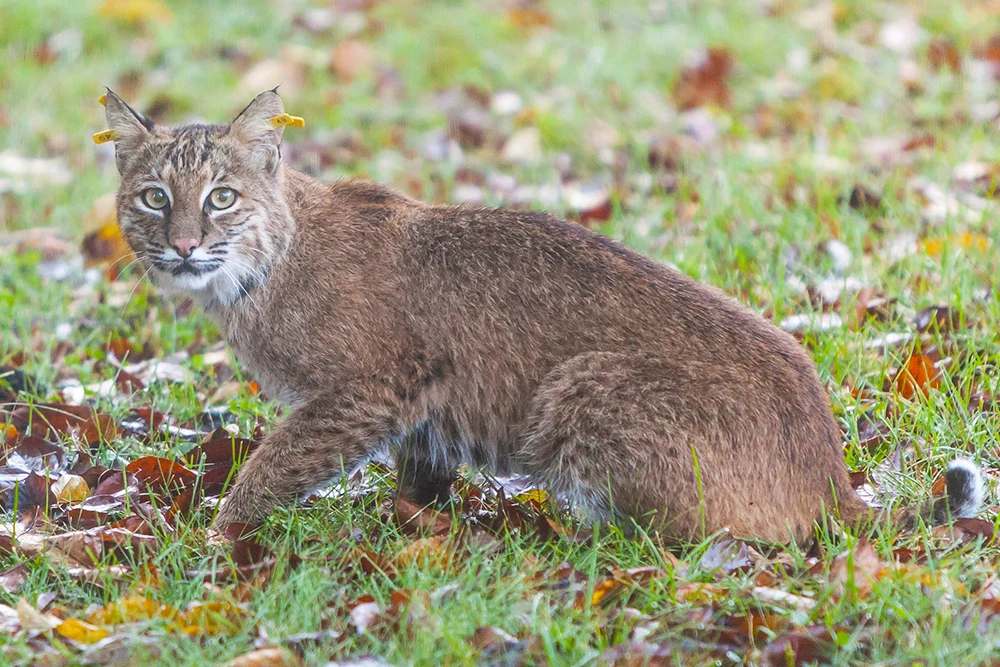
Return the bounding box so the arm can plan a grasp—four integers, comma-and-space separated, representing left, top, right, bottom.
101, 89, 983, 543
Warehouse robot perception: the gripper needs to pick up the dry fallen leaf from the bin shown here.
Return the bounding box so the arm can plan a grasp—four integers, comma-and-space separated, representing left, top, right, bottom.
82, 193, 133, 280
52, 474, 90, 504
16, 597, 61, 632
0, 564, 29, 594
757, 625, 832, 667
673, 47, 734, 110
97, 0, 174, 23
393, 536, 452, 569
505, 4, 553, 29
928, 40, 961, 73
829, 539, 885, 600
894, 352, 944, 400
56, 617, 109, 644
88, 595, 178, 626
222, 648, 302, 667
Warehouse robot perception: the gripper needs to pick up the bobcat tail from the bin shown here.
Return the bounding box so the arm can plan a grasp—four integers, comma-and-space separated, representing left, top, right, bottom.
837, 457, 984, 531
931, 458, 984, 522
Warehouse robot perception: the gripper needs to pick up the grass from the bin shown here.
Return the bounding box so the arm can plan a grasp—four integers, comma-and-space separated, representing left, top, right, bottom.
3, 0, 1000, 664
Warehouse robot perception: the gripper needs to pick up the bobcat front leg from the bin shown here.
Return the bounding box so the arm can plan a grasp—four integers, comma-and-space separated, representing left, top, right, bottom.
212, 385, 406, 529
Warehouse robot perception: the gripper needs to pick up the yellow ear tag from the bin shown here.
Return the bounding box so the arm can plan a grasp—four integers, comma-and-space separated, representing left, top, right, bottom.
267, 114, 305, 128
98, 94, 107, 106
93, 129, 118, 144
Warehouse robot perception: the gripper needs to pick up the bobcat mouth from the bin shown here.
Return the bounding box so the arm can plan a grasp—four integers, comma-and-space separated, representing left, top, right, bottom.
170, 261, 210, 276
163, 258, 222, 278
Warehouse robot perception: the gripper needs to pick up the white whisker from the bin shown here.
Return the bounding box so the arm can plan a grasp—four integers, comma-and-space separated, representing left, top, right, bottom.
116, 261, 156, 327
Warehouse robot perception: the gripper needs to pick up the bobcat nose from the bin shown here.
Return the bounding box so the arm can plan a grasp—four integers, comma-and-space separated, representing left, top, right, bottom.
171, 237, 200, 258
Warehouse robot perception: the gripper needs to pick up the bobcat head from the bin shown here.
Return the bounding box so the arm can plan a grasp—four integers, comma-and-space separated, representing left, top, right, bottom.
104, 89, 294, 304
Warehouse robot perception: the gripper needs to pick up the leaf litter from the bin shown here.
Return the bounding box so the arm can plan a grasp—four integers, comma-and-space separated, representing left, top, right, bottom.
4, 0, 1000, 664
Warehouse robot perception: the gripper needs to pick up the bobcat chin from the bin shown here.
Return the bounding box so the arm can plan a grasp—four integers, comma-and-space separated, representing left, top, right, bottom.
102, 89, 983, 543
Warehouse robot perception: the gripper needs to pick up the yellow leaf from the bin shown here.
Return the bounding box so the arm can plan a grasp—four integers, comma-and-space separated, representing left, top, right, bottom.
176, 600, 246, 636
393, 536, 451, 569
957, 232, 989, 251
921, 237, 944, 256
52, 474, 90, 504
56, 618, 109, 644
922, 233, 989, 257
98, 0, 173, 23
589, 578, 621, 606
513, 489, 549, 505
88, 596, 177, 625
674, 582, 726, 603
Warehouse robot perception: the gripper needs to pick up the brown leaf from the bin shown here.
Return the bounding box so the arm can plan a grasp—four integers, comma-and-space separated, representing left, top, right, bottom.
125, 456, 198, 497
469, 625, 518, 651
894, 352, 944, 400
394, 496, 452, 536
223, 522, 273, 567
673, 47, 734, 110
928, 40, 961, 73
81, 193, 134, 280
505, 4, 552, 29
949, 518, 997, 546
59, 507, 112, 530
0, 563, 29, 593
10, 471, 57, 512
564, 181, 613, 227
352, 547, 398, 579
470, 626, 544, 664
854, 410, 891, 451
46, 525, 158, 566
8, 403, 103, 444
184, 433, 259, 469
915, 305, 963, 333
348, 595, 382, 634
0, 535, 12, 557
849, 287, 894, 330
829, 539, 885, 600
698, 539, 753, 575
16, 597, 61, 632
759, 625, 833, 666
847, 184, 882, 213
981, 34, 1000, 68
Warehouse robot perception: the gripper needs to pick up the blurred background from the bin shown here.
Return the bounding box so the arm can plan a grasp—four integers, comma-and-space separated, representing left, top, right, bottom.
2, 0, 1000, 319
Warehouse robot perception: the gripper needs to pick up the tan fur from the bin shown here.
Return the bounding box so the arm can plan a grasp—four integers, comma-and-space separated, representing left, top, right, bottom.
105, 90, 874, 544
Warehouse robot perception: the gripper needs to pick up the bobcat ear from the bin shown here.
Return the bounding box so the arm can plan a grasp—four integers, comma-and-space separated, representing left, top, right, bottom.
230, 89, 285, 173
103, 89, 153, 174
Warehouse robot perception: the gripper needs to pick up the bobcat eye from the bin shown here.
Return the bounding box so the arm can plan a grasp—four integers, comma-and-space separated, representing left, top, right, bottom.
207, 187, 237, 210
141, 188, 169, 210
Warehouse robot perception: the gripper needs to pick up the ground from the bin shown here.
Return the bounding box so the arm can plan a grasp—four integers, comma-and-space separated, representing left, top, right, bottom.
2, 0, 1000, 665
